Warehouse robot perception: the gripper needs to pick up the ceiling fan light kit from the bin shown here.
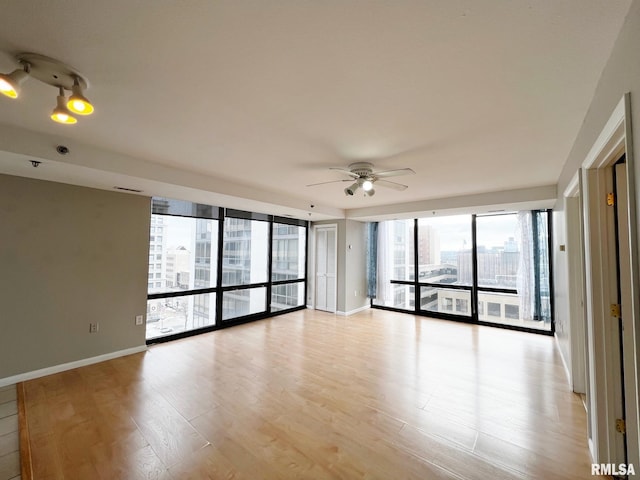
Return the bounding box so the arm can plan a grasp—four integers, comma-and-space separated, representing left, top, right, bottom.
0, 52, 95, 125
308, 161, 415, 197
344, 182, 359, 196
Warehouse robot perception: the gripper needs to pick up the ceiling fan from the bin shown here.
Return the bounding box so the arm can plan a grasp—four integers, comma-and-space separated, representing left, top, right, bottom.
307, 162, 415, 196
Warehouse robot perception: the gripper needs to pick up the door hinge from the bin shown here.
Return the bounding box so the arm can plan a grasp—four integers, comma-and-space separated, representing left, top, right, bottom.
616, 418, 626, 434
607, 192, 616, 206
610, 304, 621, 318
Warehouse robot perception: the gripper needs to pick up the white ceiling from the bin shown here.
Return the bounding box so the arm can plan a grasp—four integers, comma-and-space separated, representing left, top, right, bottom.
0, 1, 631, 220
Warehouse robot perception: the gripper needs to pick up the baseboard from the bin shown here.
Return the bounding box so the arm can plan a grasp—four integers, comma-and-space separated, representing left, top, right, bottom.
554, 334, 573, 389
336, 305, 370, 317
0, 345, 148, 388
302, 304, 370, 316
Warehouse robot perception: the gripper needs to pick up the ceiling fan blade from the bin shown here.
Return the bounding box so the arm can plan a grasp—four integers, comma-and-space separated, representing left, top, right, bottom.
329, 167, 360, 179
374, 168, 416, 178
375, 179, 408, 191
306, 179, 353, 187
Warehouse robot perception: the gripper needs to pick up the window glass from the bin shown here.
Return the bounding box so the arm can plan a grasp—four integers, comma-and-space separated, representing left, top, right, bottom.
272, 224, 306, 281
147, 215, 218, 295
476, 212, 551, 331
417, 215, 472, 286
487, 301, 502, 317
390, 219, 414, 281
475, 214, 519, 289
420, 287, 472, 317
271, 282, 305, 311
372, 219, 414, 310
222, 287, 267, 320
222, 218, 269, 286
146, 292, 216, 340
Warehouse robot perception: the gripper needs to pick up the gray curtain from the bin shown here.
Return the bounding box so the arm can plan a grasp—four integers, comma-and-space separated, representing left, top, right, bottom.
517, 210, 551, 322
533, 210, 551, 322
366, 222, 378, 298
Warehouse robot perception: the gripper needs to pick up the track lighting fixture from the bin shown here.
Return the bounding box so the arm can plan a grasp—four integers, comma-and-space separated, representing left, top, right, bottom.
0, 52, 94, 125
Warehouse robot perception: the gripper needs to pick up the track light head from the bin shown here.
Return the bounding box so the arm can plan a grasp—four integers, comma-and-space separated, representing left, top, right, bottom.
0, 66, 29, 99
51, 87, 77, 124
67, 77, 94, 115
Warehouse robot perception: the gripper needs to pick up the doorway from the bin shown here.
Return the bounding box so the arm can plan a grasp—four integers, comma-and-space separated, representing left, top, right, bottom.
580, 94, 640, 467
314, 224, 337, 313
564, 178, 587, 395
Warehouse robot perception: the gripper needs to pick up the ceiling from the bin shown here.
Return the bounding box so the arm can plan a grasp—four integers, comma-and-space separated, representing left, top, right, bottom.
0, 1, 632, 220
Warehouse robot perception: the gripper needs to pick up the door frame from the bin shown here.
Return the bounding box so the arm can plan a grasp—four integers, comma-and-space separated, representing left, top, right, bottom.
563, 174, 587, 395
580, 93, 640, 465
311, 223, 338, 313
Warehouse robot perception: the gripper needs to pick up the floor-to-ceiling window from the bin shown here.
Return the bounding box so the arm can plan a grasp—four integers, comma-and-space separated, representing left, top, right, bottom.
417, 214, 473, 319
146, 199, 307, 343
371, 210, 553, 334
271, 222, 306, 311
475, 211, 551, 330
372, 219, 415, 311
221, 213, 269, 320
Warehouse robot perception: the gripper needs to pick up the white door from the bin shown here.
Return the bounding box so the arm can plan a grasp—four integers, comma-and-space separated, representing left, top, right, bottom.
608, 161, 627, 467
565, 185, 587, 394
315, 225, 337, 313
615, 160, 638, 467
584, 159, 629, 466
580, 95, 640, 467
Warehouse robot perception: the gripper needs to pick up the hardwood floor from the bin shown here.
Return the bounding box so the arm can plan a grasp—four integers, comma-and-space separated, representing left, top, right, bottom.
21, 309, 597, 479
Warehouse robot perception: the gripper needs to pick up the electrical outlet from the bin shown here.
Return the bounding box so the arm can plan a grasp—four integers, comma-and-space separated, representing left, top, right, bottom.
89, 322, 99, 333
135, 315, 144, 326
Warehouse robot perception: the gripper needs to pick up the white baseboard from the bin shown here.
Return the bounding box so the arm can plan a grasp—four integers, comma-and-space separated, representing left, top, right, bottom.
554, 334, 573, 389
0, 345, 148, 388
337, 305, 370, 317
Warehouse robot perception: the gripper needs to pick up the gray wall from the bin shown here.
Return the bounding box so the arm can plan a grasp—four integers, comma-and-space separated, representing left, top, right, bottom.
344, 220, 369, 313
554, 0, 640, 376
0, 175, 151, 379
553, 205, 571, 376
336, 219, 347, 313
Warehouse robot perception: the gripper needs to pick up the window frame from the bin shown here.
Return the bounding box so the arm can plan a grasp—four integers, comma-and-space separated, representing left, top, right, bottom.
372, 211, 555, 336
146, 199, 308, 344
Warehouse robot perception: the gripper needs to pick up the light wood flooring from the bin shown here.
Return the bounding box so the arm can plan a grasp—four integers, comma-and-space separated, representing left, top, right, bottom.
21, 309, 598, 479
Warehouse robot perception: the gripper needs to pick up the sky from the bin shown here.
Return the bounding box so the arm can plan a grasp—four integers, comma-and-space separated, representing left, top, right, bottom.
418, 213, 519, 250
